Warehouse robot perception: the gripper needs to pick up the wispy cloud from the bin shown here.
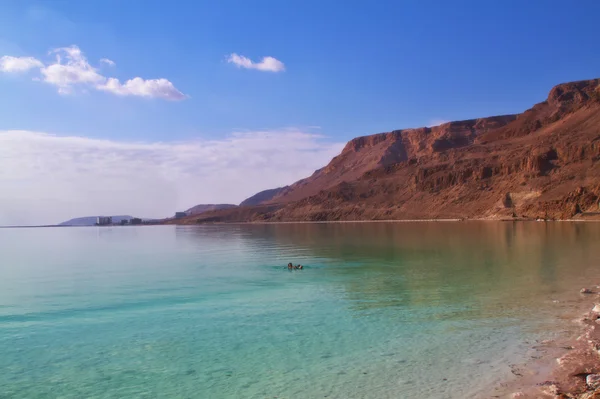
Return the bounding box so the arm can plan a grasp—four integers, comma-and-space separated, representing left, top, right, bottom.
227, 53, 285, 72
427, 119, 450, 127
0, 45, 186, 100
0, 56, 44, 72
99, 58, 115, 66
0, 129, 344, 226
97, 77, 186, 100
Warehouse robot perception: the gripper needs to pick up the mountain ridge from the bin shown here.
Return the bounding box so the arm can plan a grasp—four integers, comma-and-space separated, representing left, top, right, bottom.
168, 78, 600, 224
239, 187, 288, 207
185, 204, 237, 215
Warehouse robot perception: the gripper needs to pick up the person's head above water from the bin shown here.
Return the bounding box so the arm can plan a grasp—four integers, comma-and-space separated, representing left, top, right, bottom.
288, 263, 293, 268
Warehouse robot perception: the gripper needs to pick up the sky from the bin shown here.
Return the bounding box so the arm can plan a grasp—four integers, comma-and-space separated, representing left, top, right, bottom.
1, 0, 600, 225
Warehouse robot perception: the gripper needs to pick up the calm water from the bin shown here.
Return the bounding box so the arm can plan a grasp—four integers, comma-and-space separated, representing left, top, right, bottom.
1, 223, 600, 398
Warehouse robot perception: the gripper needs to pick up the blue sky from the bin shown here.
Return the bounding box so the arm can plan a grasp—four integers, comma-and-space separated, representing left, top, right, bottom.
1, 0, 599, 224
2, 0, 600, 140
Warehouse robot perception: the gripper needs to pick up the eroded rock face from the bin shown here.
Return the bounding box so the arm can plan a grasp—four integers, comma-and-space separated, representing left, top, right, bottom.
580, 391, 600, 399
539, 382, 560, 396
169, 78, 600, 225
263, 78, 600, 222
548, 80, 599, 109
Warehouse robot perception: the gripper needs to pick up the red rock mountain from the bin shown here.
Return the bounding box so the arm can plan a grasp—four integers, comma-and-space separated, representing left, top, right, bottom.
171, 78, 600, 224
266, 114, 517, 205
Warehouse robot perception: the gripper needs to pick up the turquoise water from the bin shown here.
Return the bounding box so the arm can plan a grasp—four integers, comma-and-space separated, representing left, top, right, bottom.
1, 223, 600, 398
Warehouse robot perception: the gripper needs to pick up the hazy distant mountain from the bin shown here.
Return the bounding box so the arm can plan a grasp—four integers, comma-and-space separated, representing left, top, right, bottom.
185, 204, 237, 215
239, 187, 288, 207
59, 215, 133, 226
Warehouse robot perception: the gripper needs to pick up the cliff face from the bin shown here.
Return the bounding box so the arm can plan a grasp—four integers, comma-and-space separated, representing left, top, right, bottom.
266, 115, 518, 205
270, 79, 600, 221
174, 78, 600, 224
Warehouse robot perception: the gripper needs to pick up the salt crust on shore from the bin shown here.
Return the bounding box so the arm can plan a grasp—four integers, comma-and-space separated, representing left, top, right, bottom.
503, 289, 600, 399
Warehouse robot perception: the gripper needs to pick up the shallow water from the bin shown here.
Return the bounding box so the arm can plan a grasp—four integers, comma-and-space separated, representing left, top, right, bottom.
1, 222, 600, 398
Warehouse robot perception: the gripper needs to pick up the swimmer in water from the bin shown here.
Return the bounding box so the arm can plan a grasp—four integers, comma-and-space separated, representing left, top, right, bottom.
287, 263, 293, 270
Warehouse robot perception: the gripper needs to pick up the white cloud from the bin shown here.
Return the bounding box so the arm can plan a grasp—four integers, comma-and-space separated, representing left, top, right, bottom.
0, 56, 44, 72
0, 45, 186, 100
428, 119, 450, 127
100, 58, 115, 66
227, 53, 285, 72
40, 46, 105, 94
98, 77, 187, 100
0, 129, 344, 226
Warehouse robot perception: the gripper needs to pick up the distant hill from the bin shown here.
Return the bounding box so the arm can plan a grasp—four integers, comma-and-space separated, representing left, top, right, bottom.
239, 187, 288, 207
185, 204, 237, 215
59, 215, 133, 226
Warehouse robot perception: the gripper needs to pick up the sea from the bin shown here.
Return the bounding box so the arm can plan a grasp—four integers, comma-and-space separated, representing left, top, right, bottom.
1, 222, 600, 399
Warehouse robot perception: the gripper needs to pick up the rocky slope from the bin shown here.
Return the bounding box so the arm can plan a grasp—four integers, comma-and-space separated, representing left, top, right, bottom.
172, 78, 600, 224
266, 114, 518, 205
239, 187, 287, 207
185, 204, 237, 215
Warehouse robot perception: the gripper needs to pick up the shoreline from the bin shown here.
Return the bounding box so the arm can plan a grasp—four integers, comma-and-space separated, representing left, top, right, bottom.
4, 215, 600, 229
494, 289, 600, 399
171, 218, 600, 226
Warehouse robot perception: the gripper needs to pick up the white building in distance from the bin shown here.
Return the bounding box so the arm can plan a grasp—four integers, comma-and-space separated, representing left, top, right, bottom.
96, 216, 112, 226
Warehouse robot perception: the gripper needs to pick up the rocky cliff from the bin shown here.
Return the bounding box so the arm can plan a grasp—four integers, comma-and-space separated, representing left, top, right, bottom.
172, 78, 600, 224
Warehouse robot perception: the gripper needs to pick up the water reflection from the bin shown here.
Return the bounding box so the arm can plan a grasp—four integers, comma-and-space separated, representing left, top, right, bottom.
3, 223, 600, 399
176, 222, 600, 322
